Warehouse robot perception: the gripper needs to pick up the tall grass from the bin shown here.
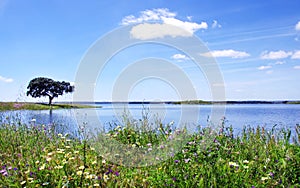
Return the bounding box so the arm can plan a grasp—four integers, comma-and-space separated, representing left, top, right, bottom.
0, 114, 299, 187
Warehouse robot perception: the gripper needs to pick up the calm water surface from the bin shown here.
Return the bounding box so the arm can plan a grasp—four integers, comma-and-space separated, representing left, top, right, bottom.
1, 104, 300, 136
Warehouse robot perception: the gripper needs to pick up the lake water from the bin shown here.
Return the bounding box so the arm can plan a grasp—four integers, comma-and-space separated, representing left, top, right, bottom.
1, 103, 300, 137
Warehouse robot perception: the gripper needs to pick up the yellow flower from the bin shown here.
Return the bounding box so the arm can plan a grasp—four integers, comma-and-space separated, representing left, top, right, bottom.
90, 147, 95, 151
35, 160, 40, 164
74, 151, 79, 154
27, 177, 33, 181
103, 174, 109, 182
77, 171, 83, 176
94, 183, 100, 187
55, 165, 63, 169
65, 146, 71, 149
40, 164, 45, 170
92, 160, 97, 165
46, 157, 52, 162
79, 166, 85, 170
47, 152, 53, 156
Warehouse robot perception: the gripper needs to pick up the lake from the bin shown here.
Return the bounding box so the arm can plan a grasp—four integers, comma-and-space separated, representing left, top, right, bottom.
1, 103, 300, 137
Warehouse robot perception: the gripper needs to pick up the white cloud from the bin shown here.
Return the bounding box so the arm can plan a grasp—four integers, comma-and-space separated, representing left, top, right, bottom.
294, 66, 300, 69
162, 17, 207, 33
260, 50, 292, 60
266, 70, 273, 74
291, 50, 300, 59
123, 8, 207, 39
201, 49, 250, 58
171, 53, 189, 61
295, 21, 300, 31
0, 75, 13, 83
258, 65, 272, 70
130, 23, 192, 40
187, 16, 192, 21
212, 20, 221, 28
275, 61, 285, 65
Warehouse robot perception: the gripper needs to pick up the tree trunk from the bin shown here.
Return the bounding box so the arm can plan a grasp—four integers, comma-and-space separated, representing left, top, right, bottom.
49, 96, 54, 106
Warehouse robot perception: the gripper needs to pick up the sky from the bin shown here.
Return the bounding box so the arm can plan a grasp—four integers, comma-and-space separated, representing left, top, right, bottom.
0, 0, 300, 102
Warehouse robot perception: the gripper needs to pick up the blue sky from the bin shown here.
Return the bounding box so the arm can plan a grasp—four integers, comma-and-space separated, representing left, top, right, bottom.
0, 0, 300, 102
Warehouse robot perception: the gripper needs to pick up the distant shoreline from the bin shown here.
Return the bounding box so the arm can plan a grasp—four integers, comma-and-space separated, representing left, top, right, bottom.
0, 102, 101, 111
63, 100, 300, 105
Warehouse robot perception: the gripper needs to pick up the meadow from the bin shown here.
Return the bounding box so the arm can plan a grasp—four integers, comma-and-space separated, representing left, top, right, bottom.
0, 114, 299, 187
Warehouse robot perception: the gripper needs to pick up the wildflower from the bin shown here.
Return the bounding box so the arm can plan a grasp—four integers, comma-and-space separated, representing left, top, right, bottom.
65, 146, 71, 149
243, 166, 249, 169
66, 139, 71, 142
21, 181, 26, 185
46, 157, 52, 162
92, 160, 97, 165
55, 166, 63, 169
94, 183, 100, 187
184, 158, 191, 163
243, 160, 249, 164
58, 134, 63, 137
40, 164, 45, 170
47, 152, 53, 156
74, 151, 79, 154
229, 162, 239, 167
78, 166, 85, 170
174, 160, 179, 164
77, 171, 83, 176
269, 172, 274, 177
90, 147, 95, 151
148, 148, 152, 151
13, 167, 18, 171
27, 177, 33, 181
35, 161, 40, 164
114, 171, 120, 176
102, 159, 106, 164
103, 174, 109, 182
261, 177, 270, 181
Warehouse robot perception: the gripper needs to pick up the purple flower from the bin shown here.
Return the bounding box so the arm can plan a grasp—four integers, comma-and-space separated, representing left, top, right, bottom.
172, 177, 177, 181
269, 172, 274, 177
251, 186, 255, 188
13, 168, 18, 171
114, 171, 120, 176
174, 160, 179, 164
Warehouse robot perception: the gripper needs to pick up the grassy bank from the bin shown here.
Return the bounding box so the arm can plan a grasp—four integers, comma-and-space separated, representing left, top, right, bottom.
0, 118, 299, 187
0, 102, 99, 111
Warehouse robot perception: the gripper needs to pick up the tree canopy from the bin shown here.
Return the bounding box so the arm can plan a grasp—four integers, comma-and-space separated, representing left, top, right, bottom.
27, 77, 74, 105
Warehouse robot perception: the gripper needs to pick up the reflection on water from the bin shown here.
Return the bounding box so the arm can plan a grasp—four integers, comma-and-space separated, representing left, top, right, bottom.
1, 104, 300, 138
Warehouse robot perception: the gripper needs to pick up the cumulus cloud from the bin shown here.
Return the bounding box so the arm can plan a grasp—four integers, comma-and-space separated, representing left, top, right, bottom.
130, 23, 192, 40
295, 21, 300, 31
260, 50, 292, 60
212, 20, 221, 28
123, 8, 208, 39
258, 65, 272, 70
291, 50, 300, 59
171, 53, 189, 61
200, 49, 250, 58
0, 75, 13, 83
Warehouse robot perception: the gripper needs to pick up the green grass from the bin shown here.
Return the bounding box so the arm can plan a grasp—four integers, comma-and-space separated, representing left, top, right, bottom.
0, 102, 99, 111
0, 115, 299, 187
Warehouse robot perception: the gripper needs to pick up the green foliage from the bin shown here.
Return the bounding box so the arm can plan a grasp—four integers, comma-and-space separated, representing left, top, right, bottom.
26, 77, 74, 105
0, 116, 299, 187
